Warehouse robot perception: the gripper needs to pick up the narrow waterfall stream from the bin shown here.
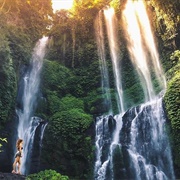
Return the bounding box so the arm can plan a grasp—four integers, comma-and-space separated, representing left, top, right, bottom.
95, 11, 113, 114
94, 0, 175, 179
104, 8, 124, 113
29, 120, 48, 173
95, 7, 125, 180
16, 37, 48, 175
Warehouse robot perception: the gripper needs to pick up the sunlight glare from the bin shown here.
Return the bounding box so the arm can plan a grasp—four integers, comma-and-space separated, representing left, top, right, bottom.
104, 7, 115, 20
123, 0, 154, 100
122, 0, 166, 99
134, 0, 166, 89
52, 0, 73, 12
123, 0, 148, 70
134, 0, 161, 70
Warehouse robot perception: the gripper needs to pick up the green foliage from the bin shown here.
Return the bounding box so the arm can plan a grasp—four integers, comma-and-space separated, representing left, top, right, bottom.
40, 60, 85, 116
73, 60, 101, 97
0, 0, 53, 130
26, 169, 69, 180
0, 60, 16, 115
0, 0, 179, 178
165, 73, 180, 129
0, 37, 17, 127
0, 138, 7, 152
149, 0, 179, 48
43, 91, 61, 115
42, 60, 73, 94
121, 53, 145, 110
110, 0, 122, 17
46, 10, 72, 65
84, 88, 113, 114
42, 108, 93, 178
166, 50, 180, 81
49, 109, 92, 141
45, 93, 84, 116
48, 0, 105, 68
0, 31, 10, 60
170, 50, 180, 63
59, 95, 84, 112
1, 0, 53, 42
7, 26, 32, 68
164, 54, 180, 167
123, 83, 144, 109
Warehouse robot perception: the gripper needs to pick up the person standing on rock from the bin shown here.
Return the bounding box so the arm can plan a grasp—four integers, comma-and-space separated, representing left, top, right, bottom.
12, 139, 23, 174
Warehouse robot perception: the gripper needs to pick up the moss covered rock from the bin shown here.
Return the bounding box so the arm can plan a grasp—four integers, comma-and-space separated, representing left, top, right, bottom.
164, 73, 180, 163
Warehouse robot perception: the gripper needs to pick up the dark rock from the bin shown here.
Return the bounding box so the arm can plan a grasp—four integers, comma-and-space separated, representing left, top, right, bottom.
0, 172, 26, 180
108, 115, 116, 133
0, 115, 18, 173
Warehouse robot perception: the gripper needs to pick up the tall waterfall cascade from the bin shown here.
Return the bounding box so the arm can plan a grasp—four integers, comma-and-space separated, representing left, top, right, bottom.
122, 0, 166, 101
95, 7, 125, 180
16, 37, 48, 175
120, 98, 175, 180
104, 8, 124, 113
95, 11, 113, 114
94, 0, 175, 179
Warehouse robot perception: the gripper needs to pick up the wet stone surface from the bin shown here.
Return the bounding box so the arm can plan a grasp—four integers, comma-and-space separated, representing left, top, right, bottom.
0, 172, 26, 180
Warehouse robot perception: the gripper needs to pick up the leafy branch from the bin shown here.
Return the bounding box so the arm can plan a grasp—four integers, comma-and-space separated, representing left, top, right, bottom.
0, 138, 7, 152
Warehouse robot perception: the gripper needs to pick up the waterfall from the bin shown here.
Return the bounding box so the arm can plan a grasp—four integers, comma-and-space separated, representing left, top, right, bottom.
120, 98, 175, 180
120, 0, 174, 179
94, 1, 175, 179
104, 7, 124, 113
16, 37, 48, 175
95, 115, 118, 180
95, 10, 113, 114
94, 114, 125, 180
39, 122, 48, 149
134, 1, 166, 91
29, 120, 48, 173
94, 8, 125, 179
122, 0, 166, 101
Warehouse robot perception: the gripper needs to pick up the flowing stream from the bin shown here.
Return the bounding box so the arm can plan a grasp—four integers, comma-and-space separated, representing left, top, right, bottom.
16, 37, 48, 175
94, 1, 175, 179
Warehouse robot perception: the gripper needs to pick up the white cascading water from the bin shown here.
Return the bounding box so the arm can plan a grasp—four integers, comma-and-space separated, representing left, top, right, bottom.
121, 0, 175, 179
95, 0, 175, 179
135, 1, 166, 91
122, 0, 166, 101
122, 98, 175, 180
94, 8, 125, 179
95, 10, 113, 114
39, 122, 48, 148
94, 116, 109, 180
36, 121, 48, 171
95, 115, 123, 180
16, 37, 48, 175
104, 7, 124, 113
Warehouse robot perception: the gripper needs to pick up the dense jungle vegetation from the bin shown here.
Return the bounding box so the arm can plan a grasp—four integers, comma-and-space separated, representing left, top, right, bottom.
0, 0, 179, 179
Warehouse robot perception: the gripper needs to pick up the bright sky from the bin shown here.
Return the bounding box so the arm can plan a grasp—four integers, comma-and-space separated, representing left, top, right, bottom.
52, 0, 74, 12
